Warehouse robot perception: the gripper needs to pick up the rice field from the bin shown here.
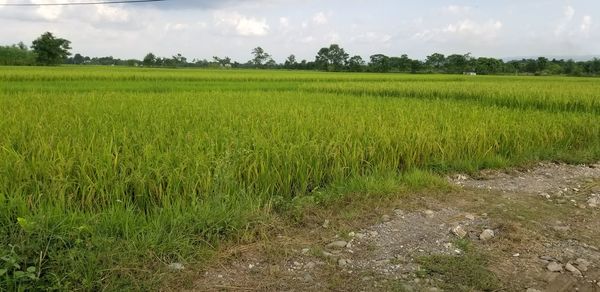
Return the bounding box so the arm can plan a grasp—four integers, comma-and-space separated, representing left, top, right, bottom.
1, 66, 599, 290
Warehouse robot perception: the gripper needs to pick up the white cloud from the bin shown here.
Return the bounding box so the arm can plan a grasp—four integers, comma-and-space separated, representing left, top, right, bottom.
414, 19, 503, 42
214, 11, 269, 36
312, 12, 328, 25
351, 32, 392, 43
581, 15, 592, 33
565, 6, 575, 20
165, 23, 189, 32
446, 5, 471, 14
279, 17, 290, 28
555, 5, 576, 36
300, 35, 315, 43
32, 0, 63, 20
94, 5, 129, 23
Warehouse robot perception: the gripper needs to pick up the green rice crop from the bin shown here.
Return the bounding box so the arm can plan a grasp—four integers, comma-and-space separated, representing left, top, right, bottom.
0, 66, 599, 290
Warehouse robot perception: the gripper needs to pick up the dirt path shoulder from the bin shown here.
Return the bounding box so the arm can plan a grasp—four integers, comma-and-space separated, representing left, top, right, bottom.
188, 163, 600, 292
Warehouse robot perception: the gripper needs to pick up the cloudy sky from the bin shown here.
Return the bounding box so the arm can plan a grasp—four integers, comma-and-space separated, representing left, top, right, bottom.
0, 0, 598, 61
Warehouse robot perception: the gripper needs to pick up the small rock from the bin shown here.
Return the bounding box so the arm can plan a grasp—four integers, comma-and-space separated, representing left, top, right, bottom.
588, 195, 600, 208
302, 274, 314, 283
479, 229, 495, 241
382, 215, 391, 222
322, 251, 335, 258
327, 241, 348, 249
338, 259, 348, 267
168, 262, 185, 272
451, 225, 467, 239
322, 220, 330, 228
304, 262, 316, 270
455, 174, 468, 180
513, 253, 521, 257
539, 192, 551, 199
368, 231, 379, 237
301, 248, 310, 254
565, 263, 582, 277
355, 233, 366, 239
424, 210, 435, 218
575, 258, 590, 272
399, 284, 415, 292
553, 225, 570, 232
443, 242, 453, 249
248, 263, 255, 269
540, 256, 554, 261
547, 262, 563, 273
465, 214, 476, 220
348, 232, 355, 237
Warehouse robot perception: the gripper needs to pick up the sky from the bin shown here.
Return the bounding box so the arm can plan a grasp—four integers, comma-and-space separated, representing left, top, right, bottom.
0, 0, 599, 62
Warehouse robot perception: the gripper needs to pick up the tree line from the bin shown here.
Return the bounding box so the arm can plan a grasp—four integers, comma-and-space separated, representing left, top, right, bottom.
2, 32, 600, 76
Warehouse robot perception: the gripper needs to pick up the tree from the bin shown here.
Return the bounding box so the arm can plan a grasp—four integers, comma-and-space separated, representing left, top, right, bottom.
213, 56, 232, 67
251, 47, 271, 67
315, 44, 349, 71
369, 54, 391, 72
143, 53, 156, 67
445, 54, 470, 73
284, 54, 297, 69
0, 43, 37, 66
347, 55, 365, 72
31, 32, 71, 66
426, 53, 446, 72
172, 53, 187, 67
72, 53, 85, 65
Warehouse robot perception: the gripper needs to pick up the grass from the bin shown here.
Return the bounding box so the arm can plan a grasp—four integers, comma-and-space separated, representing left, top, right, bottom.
416, 240, 501, 291
0, 66, 599, 290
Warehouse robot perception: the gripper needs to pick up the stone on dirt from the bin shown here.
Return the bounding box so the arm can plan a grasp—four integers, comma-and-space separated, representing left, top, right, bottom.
382, 214, 391, 222
327, 241, 348, 249
565, 263, 583, 277
575, 258, 590, 272
588, 195, 600, 208
424, 210, 435, 218
547, 262, 564, 273
451, 225, 467, 239
479, 229, 495, 241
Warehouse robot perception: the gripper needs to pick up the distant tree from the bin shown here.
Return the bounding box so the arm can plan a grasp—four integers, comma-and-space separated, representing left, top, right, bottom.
315, 44, 349, 71
391, 54, 412, 72
347, 55, 365, 72
17, 41, 28, 51
31, 32, 71, 66
251, 47, 271, 67
172, 53, 187, 66
72, 53, 85, 65
426, 53, 446, 71
265, 58, 277, 68
213, 56, 232, 67
410, 59, 423, 73
0, 43, 37, 66
369, 54, 391, 72
445, 53, 470, 73
537, 57, 549, 72
284, 54, 297, 69
143, 53, 156, 67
